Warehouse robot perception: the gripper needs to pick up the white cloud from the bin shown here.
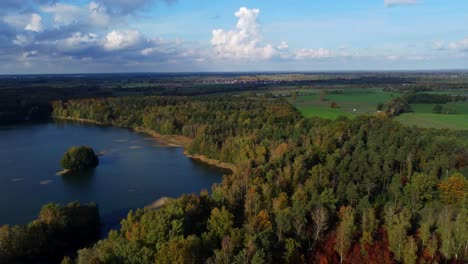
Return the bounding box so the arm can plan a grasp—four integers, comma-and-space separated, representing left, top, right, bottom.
103, 30, 141, 50
277, 41, 289, 50
41, 2, 110, 28
25, 13, 43, 32
18, 50, 39, 67
42, 3, 83, 25
211, 7, 277, 60
13, 35, 31, 46
384, 0, 420, 7
295, 48, 333, 59
59, 32, 99, 51
88, 2, 111, 28
21, 50, 38, 59
449, 38, 468, 51
3, 14, 29, 29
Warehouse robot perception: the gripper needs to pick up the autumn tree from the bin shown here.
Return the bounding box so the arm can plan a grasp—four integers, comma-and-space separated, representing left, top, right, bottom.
385, 206, 411, 262
335, 206, 356, 263
310, 207, 328, 251
360, 207, 377, 252
438, 173, 467, 205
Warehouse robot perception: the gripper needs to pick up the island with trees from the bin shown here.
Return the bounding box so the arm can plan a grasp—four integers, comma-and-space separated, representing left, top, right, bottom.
61, 146, 99, 172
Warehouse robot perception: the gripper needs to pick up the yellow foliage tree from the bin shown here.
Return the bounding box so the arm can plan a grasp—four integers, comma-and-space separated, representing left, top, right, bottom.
438, 173, 468, 204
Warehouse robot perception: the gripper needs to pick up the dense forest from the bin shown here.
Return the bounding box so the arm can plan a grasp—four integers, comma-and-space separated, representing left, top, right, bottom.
0, 202, 100, 263
47, 95, 468, 263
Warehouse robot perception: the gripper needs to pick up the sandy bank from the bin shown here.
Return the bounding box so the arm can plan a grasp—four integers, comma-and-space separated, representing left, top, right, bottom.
56, 169, 70, 176
184, 152, 237, 173
133, 127, 192, 147
145, 197, 174, 210
53, 116, 103, 125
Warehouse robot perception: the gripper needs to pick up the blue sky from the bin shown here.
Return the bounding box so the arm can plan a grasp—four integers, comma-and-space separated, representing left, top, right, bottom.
1, 0, 467, 73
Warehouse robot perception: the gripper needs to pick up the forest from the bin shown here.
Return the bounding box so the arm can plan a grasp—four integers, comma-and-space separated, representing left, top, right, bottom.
44, 95, 468, 263
0, 202, 100, 263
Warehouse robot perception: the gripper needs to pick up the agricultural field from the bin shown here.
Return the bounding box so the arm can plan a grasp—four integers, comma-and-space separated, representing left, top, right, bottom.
396, 101, 468, 130
290, 88, 399, 119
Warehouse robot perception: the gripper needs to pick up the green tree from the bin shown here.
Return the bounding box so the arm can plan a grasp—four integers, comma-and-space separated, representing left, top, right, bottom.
61, 146, 99, 171
385, 206, 411, 262
155, 236, 200, 264
207, 207, 234, 240
360, 207, 377, 249
437, 207, 455, 261
38, 203, 67, 227
291, 91, 297, 104
377, 102, 384, 111
432, 104, 443, 114
283, 238, 305, 264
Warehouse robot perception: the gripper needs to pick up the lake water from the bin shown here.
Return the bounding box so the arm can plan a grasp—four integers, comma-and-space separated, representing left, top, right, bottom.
0, 121, 224, 231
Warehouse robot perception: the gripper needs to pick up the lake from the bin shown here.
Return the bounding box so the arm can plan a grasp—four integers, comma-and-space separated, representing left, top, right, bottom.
0, 121, 224, 231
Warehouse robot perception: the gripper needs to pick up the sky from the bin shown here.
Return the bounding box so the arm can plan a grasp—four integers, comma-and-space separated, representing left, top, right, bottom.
0, 0, 467, 74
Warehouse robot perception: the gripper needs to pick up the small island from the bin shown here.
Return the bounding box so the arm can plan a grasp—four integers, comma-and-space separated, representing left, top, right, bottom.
60, 146, 99, 173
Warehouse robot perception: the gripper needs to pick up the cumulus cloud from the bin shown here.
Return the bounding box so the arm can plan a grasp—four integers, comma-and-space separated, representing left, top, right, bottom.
211, 7, 335, 62
211, 7, 278, 60
0, 0, 209, 72
449, 38, 468, 51
384, 0, 420, 7
103, 30, 141, 50
25, 13, 43, 32
4, 14, 31, 30
59, 32, 99, 51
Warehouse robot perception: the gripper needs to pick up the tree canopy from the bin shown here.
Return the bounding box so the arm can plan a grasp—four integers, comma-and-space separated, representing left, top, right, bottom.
49, 95, 468, 263
61, 146, 99, 171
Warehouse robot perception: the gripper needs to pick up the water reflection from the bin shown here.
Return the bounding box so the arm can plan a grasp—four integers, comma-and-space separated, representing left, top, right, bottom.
61, 169, 95, 189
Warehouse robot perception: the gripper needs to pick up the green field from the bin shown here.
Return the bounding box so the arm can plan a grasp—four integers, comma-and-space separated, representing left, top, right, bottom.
396, 102, 468, 130
292, 88, 399, 119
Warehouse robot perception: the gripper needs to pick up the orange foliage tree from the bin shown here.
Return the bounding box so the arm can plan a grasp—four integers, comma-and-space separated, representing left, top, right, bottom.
438, 173, 467, 204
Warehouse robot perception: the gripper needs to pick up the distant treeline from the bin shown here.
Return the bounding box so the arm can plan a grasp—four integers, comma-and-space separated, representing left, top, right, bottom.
50, 96, 468, 263
385, 92, 467, 117
408, 93, 467, 104
0, 202, 100, 263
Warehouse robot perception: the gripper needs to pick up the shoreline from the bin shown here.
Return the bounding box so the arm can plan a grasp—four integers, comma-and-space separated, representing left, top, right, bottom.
52, 116, 237, 173
52, 116, 103, 125
133, 126, 193, 148
184, 151, 237, 173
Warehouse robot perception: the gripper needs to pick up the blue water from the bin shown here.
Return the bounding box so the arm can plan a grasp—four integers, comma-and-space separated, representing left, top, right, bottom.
0, 121, 223, 230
